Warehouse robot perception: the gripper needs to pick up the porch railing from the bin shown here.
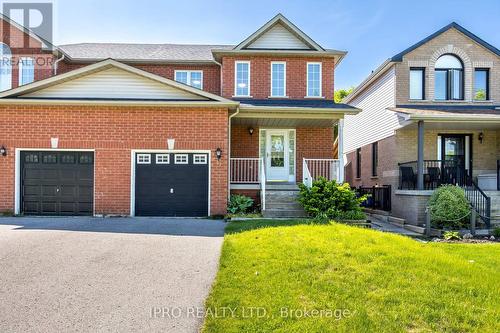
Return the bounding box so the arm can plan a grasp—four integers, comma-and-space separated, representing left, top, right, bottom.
497, 160, 500, 191
398, 160, 466, 190
303, 158, 341, 187
357, 185, 391, 211
230, 158, 260, 183
464, 177, 491, 228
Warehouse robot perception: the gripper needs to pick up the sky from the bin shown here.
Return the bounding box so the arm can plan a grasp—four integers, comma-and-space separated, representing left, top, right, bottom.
41, 0, 500, 89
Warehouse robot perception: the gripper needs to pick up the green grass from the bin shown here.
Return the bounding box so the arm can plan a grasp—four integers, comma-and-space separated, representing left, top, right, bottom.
204, 220, 500, 333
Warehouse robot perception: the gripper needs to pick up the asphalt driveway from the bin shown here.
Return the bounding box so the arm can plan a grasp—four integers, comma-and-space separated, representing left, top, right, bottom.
0, 217, 226, 332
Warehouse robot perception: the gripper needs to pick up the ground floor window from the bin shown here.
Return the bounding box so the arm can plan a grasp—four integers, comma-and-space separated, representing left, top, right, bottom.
372, 142, 378, 177
356, 148, 361, 179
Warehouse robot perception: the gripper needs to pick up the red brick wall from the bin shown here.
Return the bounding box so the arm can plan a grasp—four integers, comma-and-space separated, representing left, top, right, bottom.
221, 56, 335, 100
0, 105, 229, 215
57, 61, 222, 95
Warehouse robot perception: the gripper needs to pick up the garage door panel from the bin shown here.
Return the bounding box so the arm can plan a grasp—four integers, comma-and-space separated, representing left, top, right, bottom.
23, 185, 40, 196
41, 202, 57, 214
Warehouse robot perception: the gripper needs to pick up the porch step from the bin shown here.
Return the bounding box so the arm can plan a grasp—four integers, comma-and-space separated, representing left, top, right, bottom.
265, 202, 304, 210
263, 188, 306, 218
266, 183, 300, 190
263, 209, 308, 218
387, 216, 406, 227
403, 224, 426, 234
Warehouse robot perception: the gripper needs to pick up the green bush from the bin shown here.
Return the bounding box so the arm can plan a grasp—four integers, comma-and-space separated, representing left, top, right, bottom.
428, 185, 470, 229
298, 178, 367, 220
493, 227, 500, 238
443, 231, 462, 241
227, 194, 254, 214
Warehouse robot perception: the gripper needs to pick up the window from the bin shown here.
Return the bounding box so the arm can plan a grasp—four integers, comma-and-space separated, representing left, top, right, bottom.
25, 153, 39, 163
0, 43, 12, 91
19, 57, 34, 86
156, 154, 170, 164
434, 54, 463, 100
61, 154, 75, 164
137, 154, 151, 164
175, 154, 188, 164
193, 154, 207, 164
271, 62, 286, 97
79, 154, 93, 164
174, 70, 203, 89
474, 69, 489, 101
409, 68, 424, 100
307, 62, 322, 97
235, 61, 250, 96
372, 142, 378, 177
42, 153, 57, 164
356, 148, 361, 179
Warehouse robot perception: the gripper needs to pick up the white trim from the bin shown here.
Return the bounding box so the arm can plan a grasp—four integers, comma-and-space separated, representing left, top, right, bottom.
174, 154, 189, 164
130, 150, 211, 217
306, 62, 322, 97
174, 70, 203, 89
193, 154, 208, 164
136, 153, 151, 164
156, 154, 170, 164
234, 61, 251, 97
14, 148, 96, 216
437, 135, 442, 160
270, 61, 286, 97
260, 128, 296, 182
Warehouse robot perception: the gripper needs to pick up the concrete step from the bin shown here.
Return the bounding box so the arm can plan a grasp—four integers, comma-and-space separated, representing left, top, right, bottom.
369, 213, 389, 222
265, 202, 304, 210
266, 183, 299, 190
403, 224, 426, 234
263, 209, 307, 218
387, 216, 406, 227
364, 208, 390, 216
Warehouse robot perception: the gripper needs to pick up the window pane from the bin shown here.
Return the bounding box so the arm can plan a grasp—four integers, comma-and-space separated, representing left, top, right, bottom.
190, 71, 202, 89
435, 55, 462, 69
450, 69, 462, 100
175, 71, 188, 84
235, 62, 249, 96
409, 69, 423, 99
307, 63, 321, 97
434, 70, 447, 100
19, 58, 34, 86
0, 43, 12, 91
474, 70, 487, 100
271, 63, 285, 97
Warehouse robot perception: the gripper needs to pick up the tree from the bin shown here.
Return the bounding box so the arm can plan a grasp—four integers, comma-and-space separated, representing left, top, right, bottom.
334, 87, 354, 103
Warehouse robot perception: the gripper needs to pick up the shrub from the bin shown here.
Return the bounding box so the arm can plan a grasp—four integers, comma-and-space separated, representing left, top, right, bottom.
428, 185, 470, 229
227, 194, 254, 214
493, 227, 500, 238
298, 178, 367, 220
443, 231, 462, 241
334, 210, 366, 221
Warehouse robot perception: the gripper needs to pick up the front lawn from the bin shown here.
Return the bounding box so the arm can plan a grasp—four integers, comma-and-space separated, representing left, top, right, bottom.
204, 220, 500, 332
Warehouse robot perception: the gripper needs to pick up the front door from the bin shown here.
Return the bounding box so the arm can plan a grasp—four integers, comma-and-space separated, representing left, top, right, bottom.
440, 134, 472, 184
266, 130, 289, 181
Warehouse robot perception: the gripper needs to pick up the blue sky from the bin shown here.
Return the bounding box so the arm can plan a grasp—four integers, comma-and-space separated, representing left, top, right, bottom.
51, 0, 500, 90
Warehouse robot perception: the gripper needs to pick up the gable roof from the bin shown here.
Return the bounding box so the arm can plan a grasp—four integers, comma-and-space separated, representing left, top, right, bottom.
390, 22, 500, 61
234, 13, 325, 51
0, 59, 237, 106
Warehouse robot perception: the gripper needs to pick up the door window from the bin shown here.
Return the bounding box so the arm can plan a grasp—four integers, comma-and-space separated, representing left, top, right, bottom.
270, 135, 285, 167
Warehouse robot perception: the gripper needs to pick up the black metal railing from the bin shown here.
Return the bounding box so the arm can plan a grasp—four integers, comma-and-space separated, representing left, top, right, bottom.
464, 177, 491, 228
398, 160, 467, 190
497, 160, 500, 191
357, 185, 391, 211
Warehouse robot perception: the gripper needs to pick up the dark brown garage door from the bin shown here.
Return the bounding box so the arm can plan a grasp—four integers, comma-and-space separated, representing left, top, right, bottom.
21, 151, 94, 215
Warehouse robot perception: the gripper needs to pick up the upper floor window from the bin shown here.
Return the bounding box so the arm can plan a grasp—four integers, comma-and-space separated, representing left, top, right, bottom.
434, 54, 463, 100
174, 70, 203, 89
474, 68, 489, 101
235, 61, 250, 97
271, 62, 286, 97
307, 62, 322, 97
409, 68, 425, 100
19, 57, 35, 86
0, 43, 12, 91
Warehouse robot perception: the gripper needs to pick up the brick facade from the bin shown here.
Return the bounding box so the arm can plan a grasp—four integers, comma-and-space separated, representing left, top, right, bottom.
0, 105, 229, 215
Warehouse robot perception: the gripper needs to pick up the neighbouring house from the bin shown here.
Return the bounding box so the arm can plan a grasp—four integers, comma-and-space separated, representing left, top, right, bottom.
343, 22, 500, 228
0, 13, 359, 218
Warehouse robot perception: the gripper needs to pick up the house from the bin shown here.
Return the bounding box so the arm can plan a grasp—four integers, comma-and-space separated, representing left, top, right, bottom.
0, 14, 359, 217
343, 22, 500, 228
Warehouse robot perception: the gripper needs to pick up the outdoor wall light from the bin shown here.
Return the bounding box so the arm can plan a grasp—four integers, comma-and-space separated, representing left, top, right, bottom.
0, 146, 6, 156
216, 147, 222, 160
248, 127, 254, 135
478, 132, 484, 144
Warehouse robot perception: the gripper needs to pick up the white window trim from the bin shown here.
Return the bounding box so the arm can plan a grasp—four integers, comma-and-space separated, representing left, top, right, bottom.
19, 56, 34, 86
270, 61, 287, 98
0, 42, 12, 91
234, 60, 251, 97
306, 62, 323, 98
156, 154, 170, 164
174, 70, 203, 89
175, 154, 189, 164
193, 154, 208, 164
137, 154, 151, 164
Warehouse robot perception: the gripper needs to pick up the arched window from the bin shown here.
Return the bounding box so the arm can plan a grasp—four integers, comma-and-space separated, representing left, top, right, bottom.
0, 43, 12, 91
434, 54, 463, 100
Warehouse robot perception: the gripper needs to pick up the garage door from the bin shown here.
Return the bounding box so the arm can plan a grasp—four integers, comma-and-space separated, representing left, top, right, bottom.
21, 151, 94, 215
134, 152, 209, 217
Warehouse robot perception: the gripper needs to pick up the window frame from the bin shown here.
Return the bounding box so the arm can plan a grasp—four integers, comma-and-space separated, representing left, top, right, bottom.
174, 154, 189, 164
174, 70, 203, 89
356, 148, 361, 179
270, 61, 286, 97
137, 154, 151, 164
19, 56, 35, 86
0, 42, 12, 91
193, 154, 208, 164
434, 54, 464, 101
306, 62, 322, 98
409, 67, 425, 100
372, 142, 378, 177
234, 60, 251, 97
473, 68, 489, 101
155, 154, 170, 164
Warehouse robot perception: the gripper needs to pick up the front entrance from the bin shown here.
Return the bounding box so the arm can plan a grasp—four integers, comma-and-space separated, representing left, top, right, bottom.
439, 134, 472, 182
265, 130, 290, 181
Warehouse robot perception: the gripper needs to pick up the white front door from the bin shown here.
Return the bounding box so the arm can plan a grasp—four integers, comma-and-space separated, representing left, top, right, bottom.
266, 130, 289, 181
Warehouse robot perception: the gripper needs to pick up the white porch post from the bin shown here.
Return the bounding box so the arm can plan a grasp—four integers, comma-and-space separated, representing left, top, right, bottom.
338, 119, 345, 183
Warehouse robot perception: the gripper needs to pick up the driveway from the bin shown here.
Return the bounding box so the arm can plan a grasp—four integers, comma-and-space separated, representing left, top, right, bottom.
0, 217, 225, 332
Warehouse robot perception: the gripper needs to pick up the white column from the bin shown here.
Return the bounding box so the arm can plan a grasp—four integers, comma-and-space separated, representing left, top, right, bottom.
338, 119, 345, 183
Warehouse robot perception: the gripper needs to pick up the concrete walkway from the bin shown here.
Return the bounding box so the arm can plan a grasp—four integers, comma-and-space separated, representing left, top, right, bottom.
369, 215, 422, 237
0, 217, 225, 333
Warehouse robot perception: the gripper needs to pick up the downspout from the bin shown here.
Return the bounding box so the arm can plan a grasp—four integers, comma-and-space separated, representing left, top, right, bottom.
53, 53, 65, 75
227, 106, 240, 201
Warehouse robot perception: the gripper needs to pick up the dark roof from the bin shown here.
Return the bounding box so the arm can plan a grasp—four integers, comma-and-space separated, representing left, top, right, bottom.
391, 22, 500, 61
233, 98, 358, 109
393, 104, 500, 116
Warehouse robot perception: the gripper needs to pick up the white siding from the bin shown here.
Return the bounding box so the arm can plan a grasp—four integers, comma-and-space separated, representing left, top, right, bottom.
246, 23, 310, 50
24, 68, 207, 100
343, 66, 399, 153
